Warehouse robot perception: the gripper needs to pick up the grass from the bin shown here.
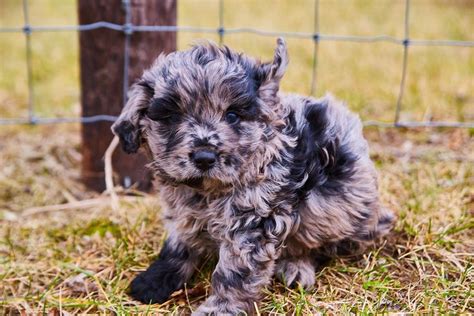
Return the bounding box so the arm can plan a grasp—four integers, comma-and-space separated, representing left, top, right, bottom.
0, 0, 473, 314
1, 127, 472, 314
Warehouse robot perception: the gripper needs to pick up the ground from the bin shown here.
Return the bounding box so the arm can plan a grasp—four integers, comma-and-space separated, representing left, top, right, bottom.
0, 126, 472, 314
0, 0, 473, 314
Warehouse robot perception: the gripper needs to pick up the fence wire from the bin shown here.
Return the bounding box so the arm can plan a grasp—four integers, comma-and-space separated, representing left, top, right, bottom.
0, 0, 473, 128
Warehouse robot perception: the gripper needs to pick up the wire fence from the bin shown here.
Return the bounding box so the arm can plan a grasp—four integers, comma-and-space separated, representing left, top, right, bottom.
1, 0, 473, 128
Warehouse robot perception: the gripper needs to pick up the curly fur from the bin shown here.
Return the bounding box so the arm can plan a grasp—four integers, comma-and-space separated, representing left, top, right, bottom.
112, 38, 394, 315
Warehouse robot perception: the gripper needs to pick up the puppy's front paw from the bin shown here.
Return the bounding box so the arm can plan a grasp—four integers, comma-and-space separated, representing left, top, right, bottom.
276, 257, 315, 289
129, 269, 180, 304
193, 295, 246, 316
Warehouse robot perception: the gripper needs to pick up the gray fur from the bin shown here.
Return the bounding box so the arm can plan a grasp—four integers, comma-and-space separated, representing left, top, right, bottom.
112, 38, 395, 315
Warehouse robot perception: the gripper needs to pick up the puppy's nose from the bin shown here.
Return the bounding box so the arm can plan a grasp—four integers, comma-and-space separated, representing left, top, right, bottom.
191, 150, 217, 171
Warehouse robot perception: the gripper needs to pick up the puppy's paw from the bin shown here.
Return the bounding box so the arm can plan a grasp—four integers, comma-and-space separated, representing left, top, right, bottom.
276, 257, 315, 289
129, 269, 180, 304
193, 295, 247, 316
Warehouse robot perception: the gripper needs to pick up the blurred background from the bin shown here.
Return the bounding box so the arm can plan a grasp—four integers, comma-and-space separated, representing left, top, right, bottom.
0, 1, 473, 314
1, 0, 473, 121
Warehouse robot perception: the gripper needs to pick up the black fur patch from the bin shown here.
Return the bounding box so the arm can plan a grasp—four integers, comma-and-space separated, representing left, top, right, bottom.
147, 94, 182, 125
137, 79, 155, 97
314, 238, 362, 258
114, 80, 154, 154
212, 267, 251, 290
113, 120, 141, 154
193, 136, 212, 148
164, 128, 185, 153
224, 155, 241, 167
129, 240, 191, 304
286, 100, 359, 203
147, 92, 188, 154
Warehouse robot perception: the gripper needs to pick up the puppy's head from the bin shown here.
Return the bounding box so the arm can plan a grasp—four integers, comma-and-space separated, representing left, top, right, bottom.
112, 38, 289, 189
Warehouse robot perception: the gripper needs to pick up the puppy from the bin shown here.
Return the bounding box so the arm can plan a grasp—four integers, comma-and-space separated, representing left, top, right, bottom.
112, 38, 394, 315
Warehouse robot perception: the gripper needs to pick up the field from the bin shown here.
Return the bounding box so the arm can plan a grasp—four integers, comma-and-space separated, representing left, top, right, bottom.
1, 0, 473, 314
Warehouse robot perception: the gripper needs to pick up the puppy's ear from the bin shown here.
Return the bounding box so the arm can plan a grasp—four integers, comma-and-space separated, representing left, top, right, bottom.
111, 80, 154, 154
257, 37, 289, 97
267, 37, 289, 81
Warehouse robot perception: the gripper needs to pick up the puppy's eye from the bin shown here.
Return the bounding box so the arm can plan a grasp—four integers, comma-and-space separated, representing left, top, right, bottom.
225, 112, 240, 125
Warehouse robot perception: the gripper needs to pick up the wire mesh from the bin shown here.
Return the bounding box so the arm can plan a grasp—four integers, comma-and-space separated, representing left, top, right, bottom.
394, 0, 410, 126
1, 0, 473, 128
122, 0, 132, 106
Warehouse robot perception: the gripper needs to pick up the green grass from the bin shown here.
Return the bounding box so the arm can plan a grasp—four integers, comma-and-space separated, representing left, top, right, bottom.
1, 0, 473, 314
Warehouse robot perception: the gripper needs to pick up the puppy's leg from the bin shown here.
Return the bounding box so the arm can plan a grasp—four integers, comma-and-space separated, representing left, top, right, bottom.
129, 234, 200, 304
275, 241, 316, 289
193, 233, 279, 315
276, 255, 315, 289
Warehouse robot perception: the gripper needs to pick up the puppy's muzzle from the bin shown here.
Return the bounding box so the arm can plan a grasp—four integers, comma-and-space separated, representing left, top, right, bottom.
190, 150, 218, 171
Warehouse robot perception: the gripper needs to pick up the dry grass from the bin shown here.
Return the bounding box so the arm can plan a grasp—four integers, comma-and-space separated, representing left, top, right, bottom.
1, 0, 473, 314
1, 127, 472, 314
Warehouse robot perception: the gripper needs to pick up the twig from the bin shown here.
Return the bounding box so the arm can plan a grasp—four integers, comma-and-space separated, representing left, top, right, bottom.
253, 302, 261, 316
184, 282, 193, 313
104, 135, 119, 210
21, 198, 112, 216
21, 196, 139, 216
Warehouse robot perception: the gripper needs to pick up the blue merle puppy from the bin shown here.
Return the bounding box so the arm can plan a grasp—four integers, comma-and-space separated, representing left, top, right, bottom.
112, 38, 394, 315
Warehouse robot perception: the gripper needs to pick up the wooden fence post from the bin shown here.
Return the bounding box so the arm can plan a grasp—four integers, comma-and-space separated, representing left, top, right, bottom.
78, 0, 176, 192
